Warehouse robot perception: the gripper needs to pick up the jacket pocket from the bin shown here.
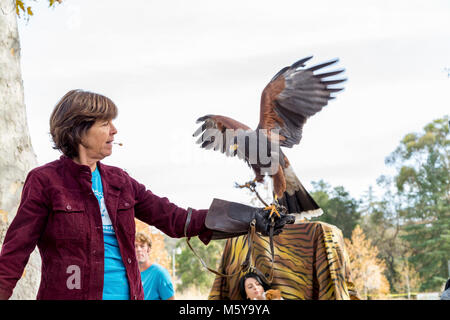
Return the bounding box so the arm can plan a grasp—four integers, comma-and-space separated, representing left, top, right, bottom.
51, 201, 85, 240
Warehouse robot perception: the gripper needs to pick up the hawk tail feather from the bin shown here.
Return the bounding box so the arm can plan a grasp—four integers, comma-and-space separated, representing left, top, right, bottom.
277, 166, 323, 220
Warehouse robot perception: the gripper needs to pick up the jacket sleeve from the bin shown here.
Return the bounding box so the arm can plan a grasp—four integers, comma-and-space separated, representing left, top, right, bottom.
127, 174, 213, 245
0, 170, 50, 299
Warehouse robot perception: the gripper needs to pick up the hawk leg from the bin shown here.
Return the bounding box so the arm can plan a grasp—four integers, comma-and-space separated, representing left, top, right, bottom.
234, 178, 269, 207
234, 178, 257, 190
264, 194, 281, 218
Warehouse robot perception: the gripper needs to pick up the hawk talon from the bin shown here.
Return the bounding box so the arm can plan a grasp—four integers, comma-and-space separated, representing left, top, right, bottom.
263, 194, 285, 219
264, 204, 281, 219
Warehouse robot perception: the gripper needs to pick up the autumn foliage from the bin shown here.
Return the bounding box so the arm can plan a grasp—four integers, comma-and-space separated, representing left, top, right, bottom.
15, 0, 62, 18
344, 225, 390, 299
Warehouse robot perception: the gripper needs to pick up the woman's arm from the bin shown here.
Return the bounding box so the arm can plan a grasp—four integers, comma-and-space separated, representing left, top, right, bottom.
127, 175, 212, 244
0, 171, 50, 299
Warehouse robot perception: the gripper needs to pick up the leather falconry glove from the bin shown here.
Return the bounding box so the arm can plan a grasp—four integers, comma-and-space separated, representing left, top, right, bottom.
204, 198, 295, 240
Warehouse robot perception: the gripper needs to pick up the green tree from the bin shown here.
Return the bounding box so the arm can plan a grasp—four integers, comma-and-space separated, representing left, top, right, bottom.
175, 237, 225, 292
359, 184, 414, 293
385, 116, 450, 291
311, 180, 361, 238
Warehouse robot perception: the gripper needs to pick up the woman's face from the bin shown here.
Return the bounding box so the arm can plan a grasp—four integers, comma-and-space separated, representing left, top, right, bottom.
80, 119, 117, 162
244, 277, 264, 300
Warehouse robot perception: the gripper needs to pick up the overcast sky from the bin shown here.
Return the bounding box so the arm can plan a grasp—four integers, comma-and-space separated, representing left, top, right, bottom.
17, 0, 450, 210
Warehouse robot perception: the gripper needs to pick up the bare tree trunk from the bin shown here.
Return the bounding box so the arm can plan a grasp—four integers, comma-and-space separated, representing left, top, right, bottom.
0, 0, 41, 299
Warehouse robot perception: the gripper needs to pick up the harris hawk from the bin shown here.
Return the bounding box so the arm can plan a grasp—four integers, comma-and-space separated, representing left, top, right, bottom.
193, 56, 346, 221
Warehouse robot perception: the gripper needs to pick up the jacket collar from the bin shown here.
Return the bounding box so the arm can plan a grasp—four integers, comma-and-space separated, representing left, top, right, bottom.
60, 155, 92, 175
59, 155, 125, 191
96, 160, 125, 193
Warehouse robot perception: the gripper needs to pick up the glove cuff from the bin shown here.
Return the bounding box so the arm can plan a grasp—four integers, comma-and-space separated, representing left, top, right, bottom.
205, 198, 259, 234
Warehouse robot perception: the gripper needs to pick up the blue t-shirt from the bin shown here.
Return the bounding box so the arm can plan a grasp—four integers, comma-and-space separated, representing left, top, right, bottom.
141, 263, 174, 300
91, 167, 130, 300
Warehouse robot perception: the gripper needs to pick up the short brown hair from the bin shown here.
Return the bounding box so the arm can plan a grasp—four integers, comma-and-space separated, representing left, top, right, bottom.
49, 89, 118, 159
135, 232, 152, 249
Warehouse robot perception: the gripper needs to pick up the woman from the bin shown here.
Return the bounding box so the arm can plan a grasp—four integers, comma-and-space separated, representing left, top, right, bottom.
0, 89, 294, 300
239, 272, 283, 300
239, 272, 271, 300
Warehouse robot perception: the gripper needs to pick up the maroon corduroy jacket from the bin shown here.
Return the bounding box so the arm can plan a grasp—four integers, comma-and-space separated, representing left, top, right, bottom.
0, 156, 212, 300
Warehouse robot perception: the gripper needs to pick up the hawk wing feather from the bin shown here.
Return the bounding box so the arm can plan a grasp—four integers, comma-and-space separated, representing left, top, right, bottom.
193, 114, 252, 158
259, 56, 346, 148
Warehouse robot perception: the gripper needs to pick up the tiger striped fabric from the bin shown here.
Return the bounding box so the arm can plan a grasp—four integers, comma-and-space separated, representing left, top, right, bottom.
208, 221, 359, 300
